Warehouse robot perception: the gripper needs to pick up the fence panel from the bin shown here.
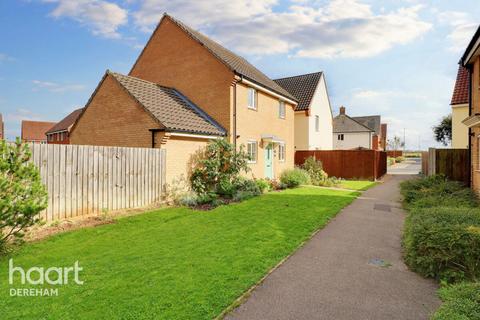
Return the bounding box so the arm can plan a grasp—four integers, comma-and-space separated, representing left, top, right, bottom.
295, 150, 387, 181
434, 148, 470, 186
26, 144, 166, 222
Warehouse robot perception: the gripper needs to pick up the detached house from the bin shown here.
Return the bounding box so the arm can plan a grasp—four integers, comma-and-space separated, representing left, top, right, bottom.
333, 107, 374, 149
46, 108, 84, 144
71, 14, 297, 182
274, 72, 333, 150
451, 66, 469, 149
21, 120, 56, 144
460, 25, 480, 193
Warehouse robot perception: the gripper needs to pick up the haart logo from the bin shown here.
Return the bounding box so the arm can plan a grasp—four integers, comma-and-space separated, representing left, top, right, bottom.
8, 259, 83, 297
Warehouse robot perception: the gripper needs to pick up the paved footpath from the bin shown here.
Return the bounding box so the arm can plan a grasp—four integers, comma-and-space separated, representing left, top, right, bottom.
226, 175, 440, 320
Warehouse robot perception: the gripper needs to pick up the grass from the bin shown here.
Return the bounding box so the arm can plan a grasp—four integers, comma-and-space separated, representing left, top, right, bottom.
432, 282, 480, 320
0, 187, 358, 320
339, 180, 378, 191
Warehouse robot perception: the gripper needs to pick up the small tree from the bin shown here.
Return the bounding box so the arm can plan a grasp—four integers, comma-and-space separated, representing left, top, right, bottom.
433, 114, 452, 146
190, 139, 250, 194
0, 139, 48, 252
388, 135, 405, 151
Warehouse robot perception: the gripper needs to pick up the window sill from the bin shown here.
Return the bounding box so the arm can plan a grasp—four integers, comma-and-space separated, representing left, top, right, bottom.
247, 106, 257, 111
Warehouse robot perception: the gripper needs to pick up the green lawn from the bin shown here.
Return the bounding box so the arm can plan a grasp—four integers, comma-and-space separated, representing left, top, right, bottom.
339, 180, 378, 191
0, 187, 358, 320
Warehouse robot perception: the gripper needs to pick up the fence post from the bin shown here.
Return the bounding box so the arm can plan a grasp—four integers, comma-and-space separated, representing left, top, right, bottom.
428, 148, 436, 176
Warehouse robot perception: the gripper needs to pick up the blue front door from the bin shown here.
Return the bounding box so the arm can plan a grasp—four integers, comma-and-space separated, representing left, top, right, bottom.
264, 145, 273, 179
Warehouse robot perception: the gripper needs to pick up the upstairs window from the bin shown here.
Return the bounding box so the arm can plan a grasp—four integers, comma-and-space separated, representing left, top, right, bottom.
278, 143, 286, 162
248, 88, 257, 110
247, 141, 257, 163
338, 134, 344, 141
278, 101, 286, 119
315, 115, 320, 132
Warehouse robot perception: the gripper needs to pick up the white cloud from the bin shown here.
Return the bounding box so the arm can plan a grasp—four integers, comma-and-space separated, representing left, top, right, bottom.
42, 0, 128, 38
4, 109, 48, 122
32, 80, 86, 92
132, 0, 432, 58
0, 53, 14, 63
438, 11, 478, 52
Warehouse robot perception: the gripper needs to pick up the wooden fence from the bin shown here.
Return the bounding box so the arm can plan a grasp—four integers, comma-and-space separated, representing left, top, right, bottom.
386, 150, 403, 158
295, 150, 387, 181
423, 148, 470, 186
29, 144, 166, 221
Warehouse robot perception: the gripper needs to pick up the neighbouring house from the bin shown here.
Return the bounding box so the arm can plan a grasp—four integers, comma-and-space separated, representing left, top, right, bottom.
274, 72, 333, 150
21, 120, 56, 144
451, 66, 469, 149
352, 115, 387, 151
461, 25, 480, 193
46, 108, 84, 144
333, 107, 375, 150
71, 14, 297, 182
0, 113, 4, 140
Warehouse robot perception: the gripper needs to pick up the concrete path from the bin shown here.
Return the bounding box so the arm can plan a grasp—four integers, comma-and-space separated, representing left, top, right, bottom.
226, 175, 440, 320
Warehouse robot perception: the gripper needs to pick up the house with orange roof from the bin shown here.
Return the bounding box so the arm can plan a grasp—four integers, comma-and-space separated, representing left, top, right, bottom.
21, 120, 55, 144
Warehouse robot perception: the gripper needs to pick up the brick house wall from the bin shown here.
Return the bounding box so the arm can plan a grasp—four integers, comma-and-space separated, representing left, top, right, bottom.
47, 131, 70, 144
70, 74, 162, 148
235, 83, 295, 179
129, 17, 234, 135
470, 57, 480, 193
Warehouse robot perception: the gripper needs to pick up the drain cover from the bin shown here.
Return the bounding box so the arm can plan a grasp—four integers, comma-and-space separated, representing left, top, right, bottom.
374, 203, 391, 212
368, 258, 392, 268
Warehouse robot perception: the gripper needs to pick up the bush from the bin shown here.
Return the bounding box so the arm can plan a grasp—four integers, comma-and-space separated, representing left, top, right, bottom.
233, 176, 261, 195
395, 156, 405, 163
403, 207, 480, 282
255, 179, 271, 193
280, 168, 311, 188
400, 175, 478, 209
387, 157, 395, 166
190, 139, 250, 195
233, 190, 258, 202
0, 140, 48, 253
432, 282, 480, 320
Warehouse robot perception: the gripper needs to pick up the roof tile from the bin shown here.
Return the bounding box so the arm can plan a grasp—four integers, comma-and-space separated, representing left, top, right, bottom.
274, 72, 322, 111
451, 66, 469, 105
46, 108, 84, 134
21, 121, 56, 141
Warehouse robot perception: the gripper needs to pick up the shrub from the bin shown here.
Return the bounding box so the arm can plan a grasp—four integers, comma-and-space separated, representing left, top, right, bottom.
432, 282, 480, 320
280, 168, 311, 188
403, 207, 480, 282
387, 157, 395, 166
395, 156, 405, 163
190, 139, 250, 195
255, 179, 271, 193
233, 190, 258, 202
0, 140, 48, 253
400, 175, 478, 209
233, 177, 261, 195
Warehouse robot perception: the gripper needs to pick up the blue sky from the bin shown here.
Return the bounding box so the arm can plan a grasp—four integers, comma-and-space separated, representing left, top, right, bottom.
0, 0, 479, 149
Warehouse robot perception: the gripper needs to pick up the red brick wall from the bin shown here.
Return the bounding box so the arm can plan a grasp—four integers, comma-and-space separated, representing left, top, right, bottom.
129, 16, 234, 134
70, 74, 162, 147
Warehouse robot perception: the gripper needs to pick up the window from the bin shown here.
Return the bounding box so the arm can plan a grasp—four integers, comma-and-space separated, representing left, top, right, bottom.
247, 141, 257, 163
337, 134, 344, 141
278, 101, 286, 119
247, 88, 257, 110
315, 115, 320, 132
278, 143, 286, 162
60, 132, 64, 141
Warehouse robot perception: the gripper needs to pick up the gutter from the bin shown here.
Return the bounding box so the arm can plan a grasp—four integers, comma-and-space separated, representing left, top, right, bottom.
235, 75, 298, 106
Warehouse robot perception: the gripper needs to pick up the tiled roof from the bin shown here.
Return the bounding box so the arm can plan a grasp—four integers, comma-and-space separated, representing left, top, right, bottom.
46, 108, 84, 134
274, 72, 322, 111
110, 72, 226, 136
333, 114, 374, 133
451, 66, 469, 105
21, 120, 56, 141
164, 14, 296, 102
352, 115, 381, 135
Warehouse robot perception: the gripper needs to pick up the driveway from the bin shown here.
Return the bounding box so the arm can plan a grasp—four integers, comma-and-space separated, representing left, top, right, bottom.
226, 175, 440, 320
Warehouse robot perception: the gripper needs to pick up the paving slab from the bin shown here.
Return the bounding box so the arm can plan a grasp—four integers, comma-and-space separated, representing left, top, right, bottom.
226, 175, 440, 320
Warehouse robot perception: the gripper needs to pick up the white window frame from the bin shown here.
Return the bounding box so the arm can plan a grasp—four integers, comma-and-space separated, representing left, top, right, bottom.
278, 143, 286, 162
247, 140, 258, 163
247, 88, 257, 110
278, 100, 286, 119
315, 115, 320, 132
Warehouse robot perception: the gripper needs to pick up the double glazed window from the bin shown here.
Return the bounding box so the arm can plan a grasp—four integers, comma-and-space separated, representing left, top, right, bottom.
278, 143, 286, 162
315, 116, 320, 132
247, 141, 257, 163
278, 101, 286, 119
247, 88, 257, 110
338, 134, 344, 141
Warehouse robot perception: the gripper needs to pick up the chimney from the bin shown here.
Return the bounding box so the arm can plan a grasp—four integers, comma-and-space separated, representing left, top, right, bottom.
339, 106, 346, 115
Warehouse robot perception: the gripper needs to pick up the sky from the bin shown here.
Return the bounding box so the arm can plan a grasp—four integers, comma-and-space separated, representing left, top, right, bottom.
0, 0, 479, 150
